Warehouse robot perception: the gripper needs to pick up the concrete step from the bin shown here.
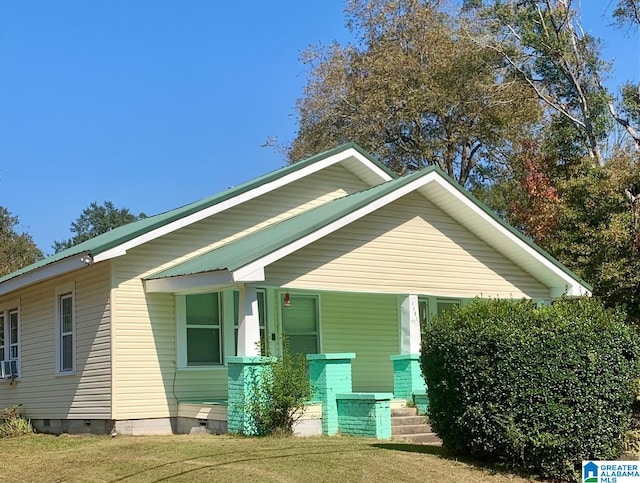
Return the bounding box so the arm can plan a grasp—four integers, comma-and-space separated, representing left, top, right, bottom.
391, 407, 418, 417
391, 415, 428, 426
395, 432, 442, 445
392, 424, 434, 436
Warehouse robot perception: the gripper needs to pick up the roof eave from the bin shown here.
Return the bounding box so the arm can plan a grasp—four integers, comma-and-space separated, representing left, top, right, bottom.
420, 171, 592, 296
144, 270, 237, 294
93, 146, 393, 264
0, 252, 93, 297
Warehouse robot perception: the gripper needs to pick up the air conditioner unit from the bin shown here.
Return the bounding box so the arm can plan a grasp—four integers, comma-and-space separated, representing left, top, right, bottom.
0, 360, 18, 379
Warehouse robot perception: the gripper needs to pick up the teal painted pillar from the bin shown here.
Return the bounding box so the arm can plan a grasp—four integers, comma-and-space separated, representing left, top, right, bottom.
307, 353, 355, 436
227, 356, 272, 435
390, 354, 426, 403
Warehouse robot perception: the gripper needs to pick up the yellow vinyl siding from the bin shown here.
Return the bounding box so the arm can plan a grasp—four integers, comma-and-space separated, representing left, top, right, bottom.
266, 192, 549, 299
320, 292, 398, 392
0, 262, 111, 419
111, 165, 369, 419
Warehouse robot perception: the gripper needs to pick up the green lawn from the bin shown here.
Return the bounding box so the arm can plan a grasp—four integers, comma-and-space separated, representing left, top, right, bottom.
0, 433, 532, 482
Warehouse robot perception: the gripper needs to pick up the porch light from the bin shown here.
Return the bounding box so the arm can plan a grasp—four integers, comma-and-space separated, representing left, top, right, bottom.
284, 292, 291, 307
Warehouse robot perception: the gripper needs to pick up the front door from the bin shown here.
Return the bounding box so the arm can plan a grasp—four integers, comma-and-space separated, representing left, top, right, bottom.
281, 294, 319, 358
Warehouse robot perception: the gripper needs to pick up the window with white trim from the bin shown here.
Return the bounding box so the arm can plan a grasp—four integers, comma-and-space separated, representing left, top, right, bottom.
58, 293, 75, 372
57, 292, 75, 373
436, 299, 460, 317
177, 293, 223, 367
8, 309, 18, 361
0, 304, 20, 376
418, 297, 461, 334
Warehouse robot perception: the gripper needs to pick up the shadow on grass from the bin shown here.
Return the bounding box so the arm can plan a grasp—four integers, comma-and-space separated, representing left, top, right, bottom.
371, 442, 447, 456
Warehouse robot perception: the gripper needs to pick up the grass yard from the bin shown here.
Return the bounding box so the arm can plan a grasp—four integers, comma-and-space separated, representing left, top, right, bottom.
0, 433, 532, 482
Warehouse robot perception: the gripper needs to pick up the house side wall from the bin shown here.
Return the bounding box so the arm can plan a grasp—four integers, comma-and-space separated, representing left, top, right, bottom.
0, 262, 111, 419
111, 165, 370, 419
266, 192, 550, 299
320, 292, 398, 392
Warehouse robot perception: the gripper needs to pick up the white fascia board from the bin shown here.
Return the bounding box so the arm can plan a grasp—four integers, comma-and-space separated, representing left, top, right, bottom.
144, 270, 235, 294
550, 285, 592, 298
93, 148, 391, 264
428, 177, 591, 297
232, 174, 439, 281
232, 267, 265, 282
346, 149, 395, 183
0, 254, 92, 297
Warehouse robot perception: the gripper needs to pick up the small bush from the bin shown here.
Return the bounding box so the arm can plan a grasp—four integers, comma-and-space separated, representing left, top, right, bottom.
0, 405, 34, 438
422, 298, 640, 481
245, 341, 313, 436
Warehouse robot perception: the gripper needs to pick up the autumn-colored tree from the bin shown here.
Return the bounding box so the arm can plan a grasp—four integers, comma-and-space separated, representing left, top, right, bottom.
506, 141, 561, 244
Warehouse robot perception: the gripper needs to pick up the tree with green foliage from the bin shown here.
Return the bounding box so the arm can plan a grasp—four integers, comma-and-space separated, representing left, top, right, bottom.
53, 201, 146, 253
543, 152, 640, 321
422, 298, 640, 481
478, 0, 612, 165
614, 0, 640, 27
606, 0, 640, 148
289, 0, 539, 185
0, 207, 42, 276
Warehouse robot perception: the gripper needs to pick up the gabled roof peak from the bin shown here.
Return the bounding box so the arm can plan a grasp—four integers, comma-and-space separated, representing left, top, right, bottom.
0, 143, 394, 294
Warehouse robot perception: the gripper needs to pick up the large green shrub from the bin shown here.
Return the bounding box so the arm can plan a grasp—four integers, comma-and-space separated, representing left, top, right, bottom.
422, 298, 640, 481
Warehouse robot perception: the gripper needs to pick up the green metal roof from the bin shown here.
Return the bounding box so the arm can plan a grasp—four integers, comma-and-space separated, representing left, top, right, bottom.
146, 168, 433, 280
0, 143, 395, 286
147, 164, 592, 293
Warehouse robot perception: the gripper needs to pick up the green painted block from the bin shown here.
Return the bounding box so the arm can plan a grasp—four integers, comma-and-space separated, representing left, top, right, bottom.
227, 357, 273, 435
336, 393, 392, 439
307, 353, 355, 436
413, 390, 429, 415
390, 354, 426, 401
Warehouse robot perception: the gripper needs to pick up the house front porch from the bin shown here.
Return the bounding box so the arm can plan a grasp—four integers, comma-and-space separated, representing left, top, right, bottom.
175, 350, 426, 440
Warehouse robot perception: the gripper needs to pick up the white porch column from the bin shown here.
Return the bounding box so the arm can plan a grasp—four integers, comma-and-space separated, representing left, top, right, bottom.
400, 294, 421, 354
237, 284, 261, 357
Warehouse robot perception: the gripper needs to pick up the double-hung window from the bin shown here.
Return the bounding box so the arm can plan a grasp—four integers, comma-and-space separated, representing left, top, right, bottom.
0, 303, 20, 377
180, 293, 222, 366
56, 287, 75, 374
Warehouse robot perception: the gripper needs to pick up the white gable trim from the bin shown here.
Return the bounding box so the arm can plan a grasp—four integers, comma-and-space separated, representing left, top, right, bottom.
233, 172, 590, 298
93, 148, 392, 264
0, 254, 93, 297
426, 176, 591, 298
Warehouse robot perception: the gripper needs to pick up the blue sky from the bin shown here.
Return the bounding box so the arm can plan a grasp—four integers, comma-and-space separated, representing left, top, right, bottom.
0, 1, 637, 253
